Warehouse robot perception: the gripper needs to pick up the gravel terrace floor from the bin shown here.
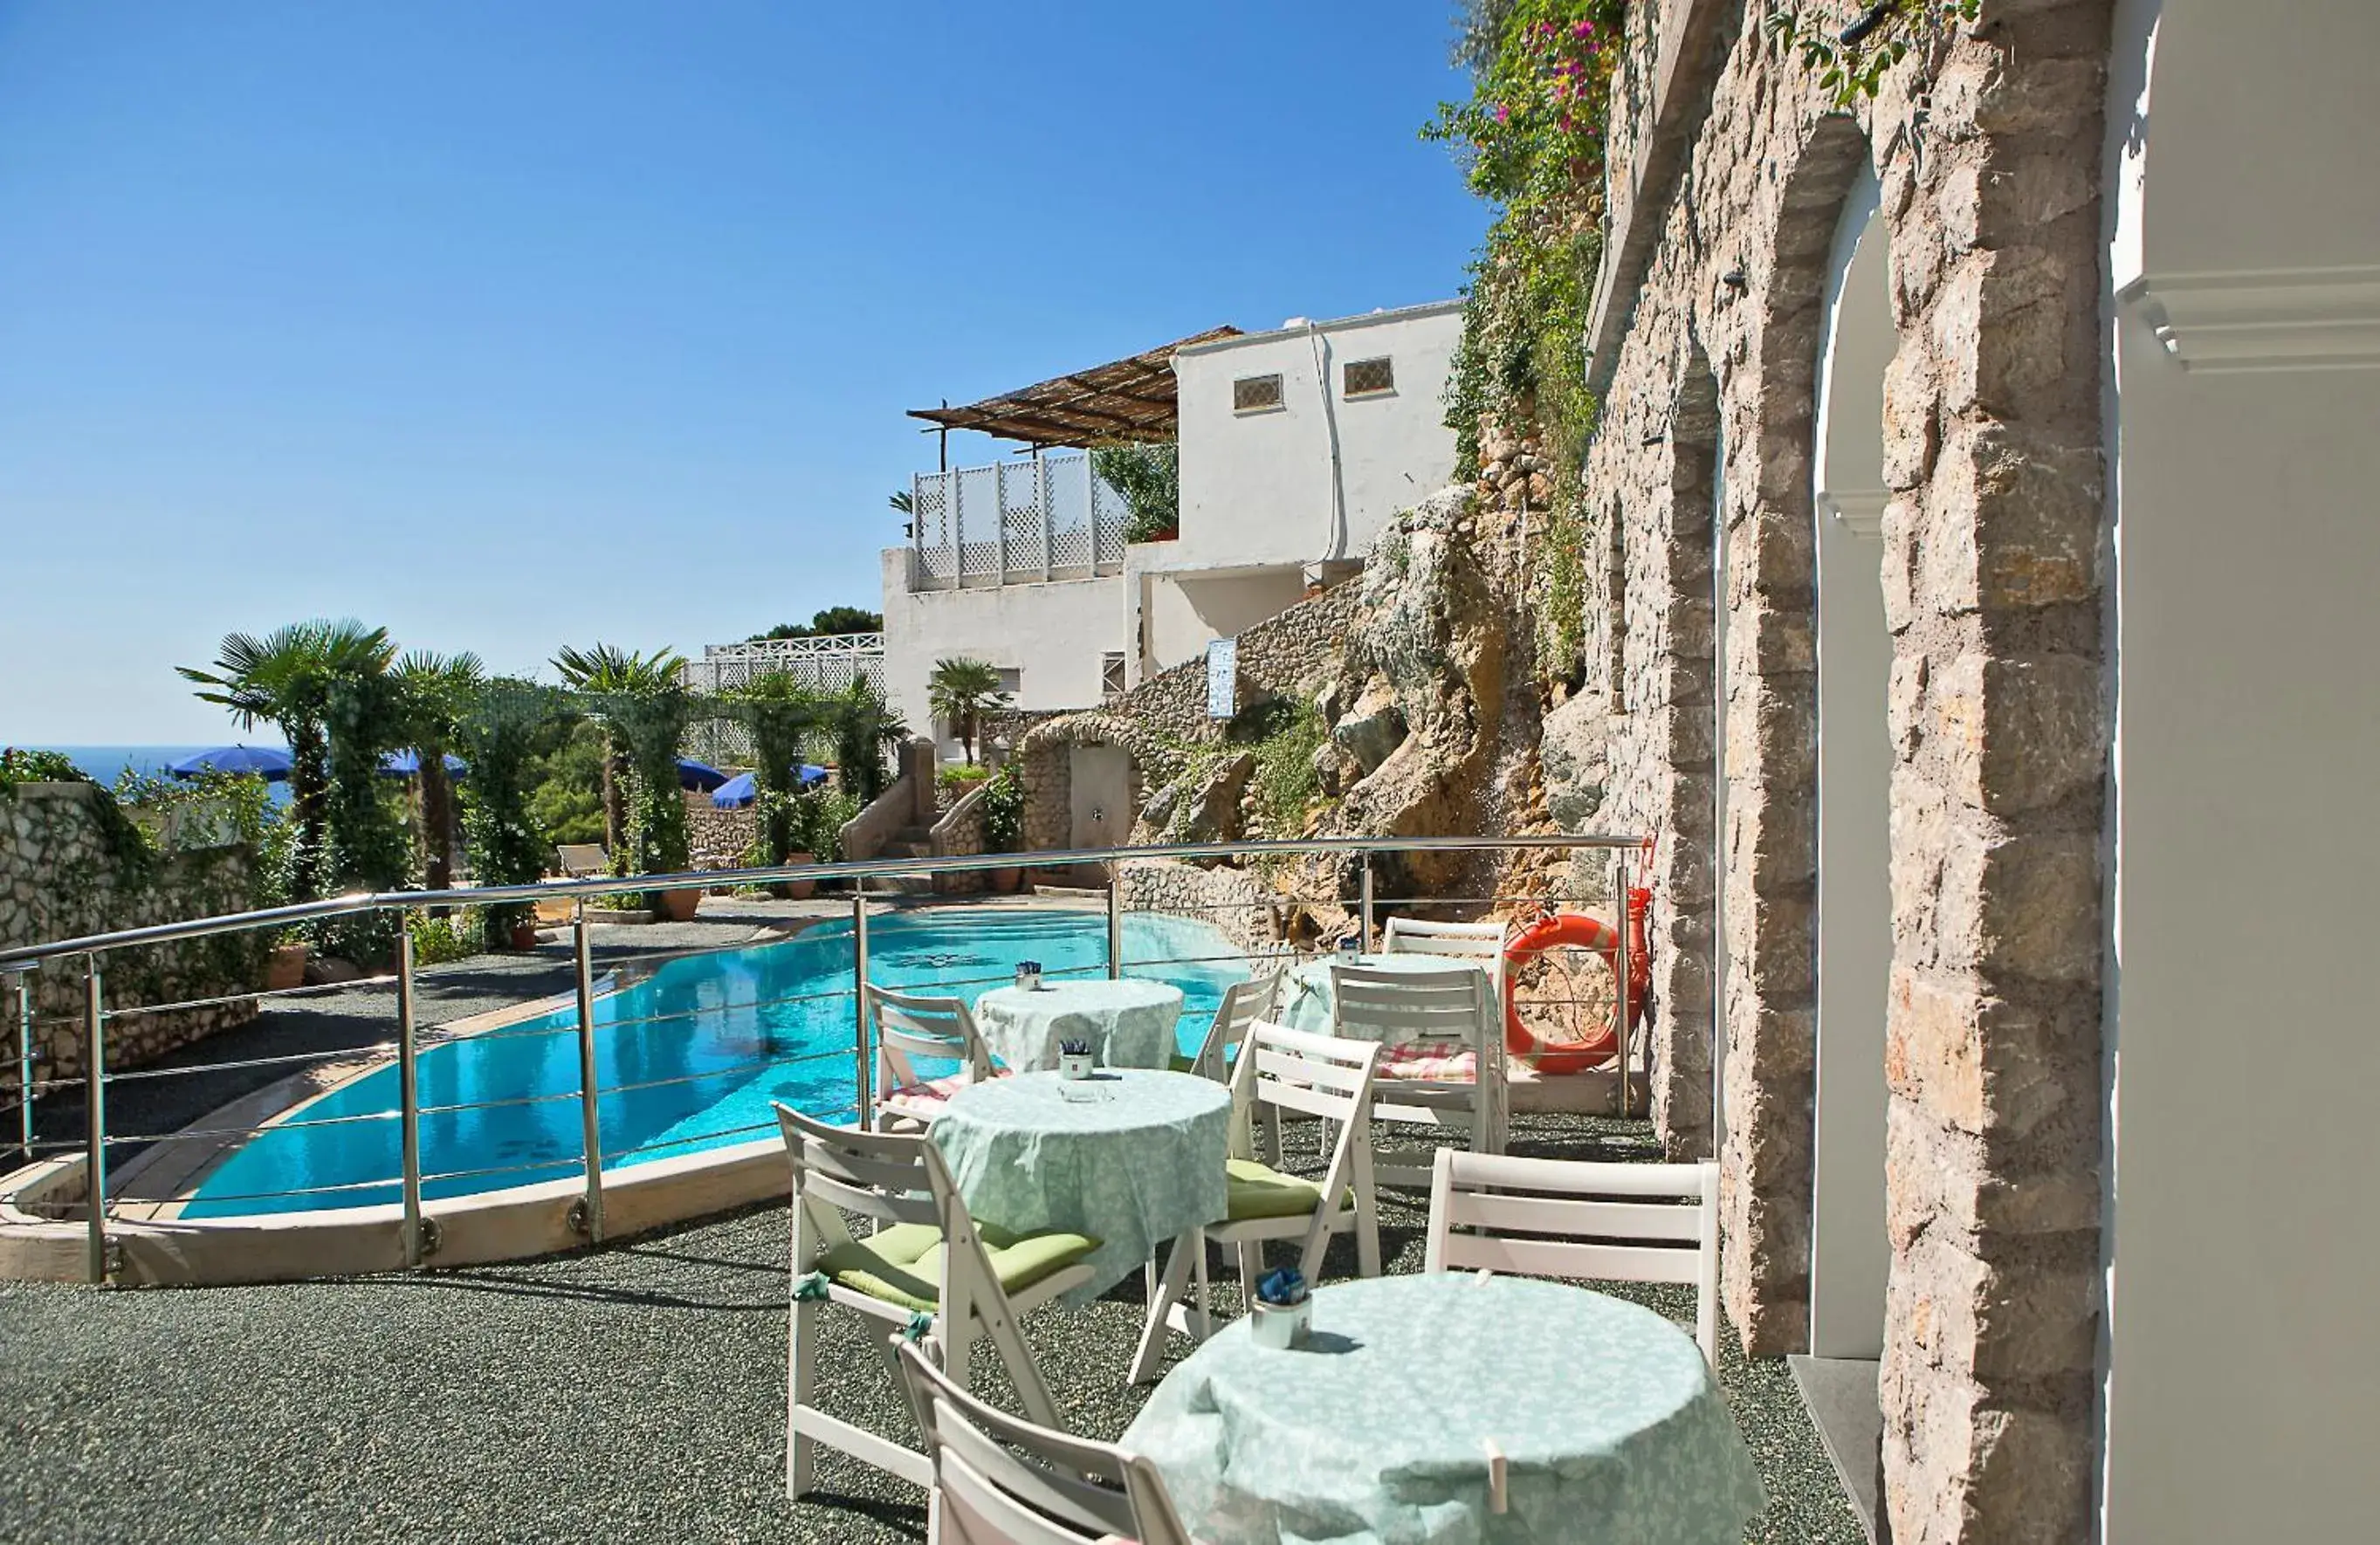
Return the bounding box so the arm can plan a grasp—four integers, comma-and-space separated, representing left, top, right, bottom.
6, 904, 1863, 1543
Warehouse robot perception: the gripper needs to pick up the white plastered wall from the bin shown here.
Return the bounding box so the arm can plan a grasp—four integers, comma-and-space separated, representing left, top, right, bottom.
1810, 167, 1895, 1362
2101, 2, 2380, 1537
877, 548, 1125, 760
1170, 302, 1462, 574
1133, 566, 1309, 679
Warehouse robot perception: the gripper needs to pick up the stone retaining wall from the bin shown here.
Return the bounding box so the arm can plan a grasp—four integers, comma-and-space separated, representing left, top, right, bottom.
2, 784, 265, 1085
1579, 3, 2112, 1538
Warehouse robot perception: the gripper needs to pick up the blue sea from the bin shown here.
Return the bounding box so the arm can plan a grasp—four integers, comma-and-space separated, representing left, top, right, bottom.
22, 745, 295, 804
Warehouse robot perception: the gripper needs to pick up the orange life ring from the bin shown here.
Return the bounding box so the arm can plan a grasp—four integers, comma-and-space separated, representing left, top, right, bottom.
1501, 887, 1653, 1075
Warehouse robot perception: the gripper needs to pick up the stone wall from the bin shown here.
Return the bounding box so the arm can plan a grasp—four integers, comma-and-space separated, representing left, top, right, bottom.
1579, 3, 2113, 1539
1, 784, 265, 1085
927, 779, 989, 895
684, 793, 754, 869
1118, 858, 1335, 958
1121, 580, 1363, 741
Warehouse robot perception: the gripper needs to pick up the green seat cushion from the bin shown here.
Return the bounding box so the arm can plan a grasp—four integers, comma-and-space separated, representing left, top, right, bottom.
1227, 1157, 1343, 1220
818, 1220, 1101, 1314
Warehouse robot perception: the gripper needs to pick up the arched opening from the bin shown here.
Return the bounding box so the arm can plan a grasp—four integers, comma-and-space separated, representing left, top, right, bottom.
1809, 166, 1894, 1365
2104, 2, 2380, 1535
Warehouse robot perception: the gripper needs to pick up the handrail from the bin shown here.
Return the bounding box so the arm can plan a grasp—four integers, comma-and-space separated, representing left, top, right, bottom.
0, 833, 1647, 967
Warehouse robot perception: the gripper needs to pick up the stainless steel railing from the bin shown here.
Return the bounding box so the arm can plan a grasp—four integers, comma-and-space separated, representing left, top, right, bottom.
0, 832, 1648, 1284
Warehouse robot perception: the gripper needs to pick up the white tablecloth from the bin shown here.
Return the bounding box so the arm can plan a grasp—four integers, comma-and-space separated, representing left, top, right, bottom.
930, 1070, 1230, 1301
973, 978, 1186, 1070
1125, 1274, 1764, 1544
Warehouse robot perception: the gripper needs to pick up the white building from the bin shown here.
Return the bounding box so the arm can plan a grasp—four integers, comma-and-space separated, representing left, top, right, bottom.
880, 303, 1462, 758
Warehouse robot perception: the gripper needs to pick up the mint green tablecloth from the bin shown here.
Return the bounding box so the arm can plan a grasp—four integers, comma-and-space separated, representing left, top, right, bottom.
1124, 1274, 1764, 1545
930, 1070, 1229, 1304
973, 978, 1186, 1071
1278, 952, 1493, 1037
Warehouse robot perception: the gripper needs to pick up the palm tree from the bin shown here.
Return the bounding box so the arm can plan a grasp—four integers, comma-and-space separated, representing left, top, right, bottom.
394, 649, 485, 890
926, 657, 1012, 765
179, 620, 396, 903
550, 642, 686, 857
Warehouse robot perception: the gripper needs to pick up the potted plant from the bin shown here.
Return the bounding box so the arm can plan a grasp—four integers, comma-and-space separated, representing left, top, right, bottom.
509, 916, 541, 949
265, 936, 310, 992
980, 763, 1026, 894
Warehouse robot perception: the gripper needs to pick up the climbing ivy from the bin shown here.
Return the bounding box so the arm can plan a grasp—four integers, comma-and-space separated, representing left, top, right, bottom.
1423, 1, 1622, 683
1766, 0, 1981, 106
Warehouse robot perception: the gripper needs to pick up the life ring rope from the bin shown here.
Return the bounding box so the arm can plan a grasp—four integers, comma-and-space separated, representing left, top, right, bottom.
1500, 886, 1652, 1075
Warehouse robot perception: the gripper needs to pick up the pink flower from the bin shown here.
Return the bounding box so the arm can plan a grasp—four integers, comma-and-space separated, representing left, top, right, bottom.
1492, 102, 1510, 123
1573, 19, 1595, 38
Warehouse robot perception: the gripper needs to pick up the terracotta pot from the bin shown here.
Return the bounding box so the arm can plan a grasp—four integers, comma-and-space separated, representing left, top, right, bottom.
509, 920, 540, 950
986, 865, 1023, 894
776, 852, 818, 902
657, 887, 703, 923
265, 943, 309, 992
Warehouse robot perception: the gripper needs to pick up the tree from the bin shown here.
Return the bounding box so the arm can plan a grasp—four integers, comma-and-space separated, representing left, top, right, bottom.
729, 670, 833, 864
178, 620, 396, 903
393, 649, 484, 891
750, 606, 884, 642
455, 677, 565, 945
833, 677, 909, 804
550, 642, 686, 859
1091, 441, 1180, 543
926, 656, 1012, 766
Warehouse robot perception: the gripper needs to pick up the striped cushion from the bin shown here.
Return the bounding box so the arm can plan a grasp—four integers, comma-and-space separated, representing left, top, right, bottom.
879, 1072, 974, 1116
1375, 1042, 1478, 1082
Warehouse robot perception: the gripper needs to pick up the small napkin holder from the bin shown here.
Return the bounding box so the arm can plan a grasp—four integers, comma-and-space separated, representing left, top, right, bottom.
1056, 1039, 1095, 1081
1248, 1267, 1313, 1349
1015, 960, 1043, 992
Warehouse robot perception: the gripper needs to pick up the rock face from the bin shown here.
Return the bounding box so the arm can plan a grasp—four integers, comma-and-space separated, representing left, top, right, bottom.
1135, 752, 1255, 848
1330, 681, 1406, 775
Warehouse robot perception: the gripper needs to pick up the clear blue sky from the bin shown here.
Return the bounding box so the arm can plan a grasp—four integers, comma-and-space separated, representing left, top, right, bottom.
0, 2, 1486, 744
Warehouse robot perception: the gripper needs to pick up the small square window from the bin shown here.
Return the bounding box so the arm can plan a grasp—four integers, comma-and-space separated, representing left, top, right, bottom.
1233, 374, 1284, 413
1343, 357, 1395, 398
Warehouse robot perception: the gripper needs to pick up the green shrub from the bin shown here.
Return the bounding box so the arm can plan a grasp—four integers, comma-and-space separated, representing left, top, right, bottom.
407, 910, 480, 966
980, 763, 1024, 854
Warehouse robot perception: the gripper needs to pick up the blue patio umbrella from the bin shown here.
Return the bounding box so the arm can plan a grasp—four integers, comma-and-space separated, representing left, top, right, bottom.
676, 758, 731, 793
168, 745, 292, 781
710, 765, 829, 808
380, 750, 470, 779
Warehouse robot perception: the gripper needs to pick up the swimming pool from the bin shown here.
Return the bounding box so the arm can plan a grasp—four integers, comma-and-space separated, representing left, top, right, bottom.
181, 907, 1249, 1217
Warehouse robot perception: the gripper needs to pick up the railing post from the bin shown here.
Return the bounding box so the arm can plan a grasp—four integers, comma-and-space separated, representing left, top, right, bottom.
852, 894, 873, 1130
396, 912, 424, 1267
5, 963, 33, 1164
1106, 869, 1124, 981
572, 901, 605, 1243
1359, 850, 1375, 954
82, 956, 106, 1285
1612, 848, 1632, 1121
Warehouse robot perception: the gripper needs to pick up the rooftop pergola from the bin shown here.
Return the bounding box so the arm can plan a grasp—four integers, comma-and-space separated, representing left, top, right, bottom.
908, 326, 1242, 450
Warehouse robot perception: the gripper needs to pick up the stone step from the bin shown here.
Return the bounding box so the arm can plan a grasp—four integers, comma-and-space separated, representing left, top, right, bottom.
877, 839, 932, 860
860, 874, 937, 896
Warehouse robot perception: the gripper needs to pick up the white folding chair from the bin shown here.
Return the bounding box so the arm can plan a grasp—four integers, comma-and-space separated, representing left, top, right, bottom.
1131, 1020, 1381, 1384
775, 1103, 1098, 1497
866, 983, 1001, 1130
895, 1339, 1197, 1545
1424, 1147, 1723, 1366
1331, 962, 1504, 1189
1173, 968, 1283, 1082
1381, 914, 1509, 998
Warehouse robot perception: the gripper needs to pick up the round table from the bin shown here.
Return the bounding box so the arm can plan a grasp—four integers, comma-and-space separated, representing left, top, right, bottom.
1124, 1274, 1764, 1545
930, 1069, 1228, 1304
1278, 952, 1493, 1037
973, 978, 1186, 1071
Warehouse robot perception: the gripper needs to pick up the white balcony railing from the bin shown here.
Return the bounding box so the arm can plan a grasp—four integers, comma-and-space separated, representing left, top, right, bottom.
679, 634, 886, 696
909, 452, 1130, 591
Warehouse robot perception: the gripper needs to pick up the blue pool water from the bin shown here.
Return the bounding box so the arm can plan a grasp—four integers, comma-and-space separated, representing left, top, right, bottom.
182, 908, 1248, 1217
